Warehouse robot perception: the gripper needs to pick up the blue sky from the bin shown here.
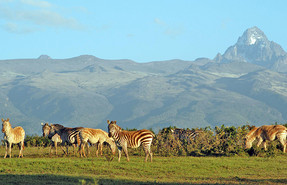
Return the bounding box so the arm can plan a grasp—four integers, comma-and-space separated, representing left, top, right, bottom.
0, 0, 286, 62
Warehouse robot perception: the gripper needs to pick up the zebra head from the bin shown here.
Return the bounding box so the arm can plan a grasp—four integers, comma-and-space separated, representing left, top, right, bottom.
107, 120, 122, 138
41, 122, 52, 138
2, 118, 11, 133
49, 124, 60, 136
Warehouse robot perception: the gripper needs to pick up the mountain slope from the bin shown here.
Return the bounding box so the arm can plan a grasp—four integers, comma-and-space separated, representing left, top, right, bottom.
1, 27, 287, 135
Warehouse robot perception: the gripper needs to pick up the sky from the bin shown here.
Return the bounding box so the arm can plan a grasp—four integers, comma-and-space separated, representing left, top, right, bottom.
0, 0, 286, 63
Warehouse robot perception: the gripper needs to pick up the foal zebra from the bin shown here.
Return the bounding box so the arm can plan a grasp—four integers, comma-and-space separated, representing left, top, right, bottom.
49, 123, 83, 155
79, 128, 116, 157
2, 118, 25, 158
107, 120, 154, 162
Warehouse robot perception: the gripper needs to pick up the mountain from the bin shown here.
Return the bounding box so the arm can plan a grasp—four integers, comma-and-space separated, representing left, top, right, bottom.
1, 27, 287, 135
215, 26, 287, 72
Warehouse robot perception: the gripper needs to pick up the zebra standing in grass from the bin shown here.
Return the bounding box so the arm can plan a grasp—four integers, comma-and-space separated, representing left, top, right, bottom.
107, 120, 154, 162
2, 118, 25, 158
41, 123, 63, 155
49, 123, 84, 155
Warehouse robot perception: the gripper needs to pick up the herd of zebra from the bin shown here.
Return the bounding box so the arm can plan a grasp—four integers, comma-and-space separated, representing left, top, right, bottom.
3, 118, 287, 161
1, 118, 154, 162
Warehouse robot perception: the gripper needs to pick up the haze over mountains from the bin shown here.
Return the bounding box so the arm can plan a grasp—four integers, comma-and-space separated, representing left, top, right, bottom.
1, 26, 287, 135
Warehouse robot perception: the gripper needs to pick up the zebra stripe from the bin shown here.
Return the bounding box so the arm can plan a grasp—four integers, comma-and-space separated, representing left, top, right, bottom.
50, 123, 84, 155
107, 120, 154, 162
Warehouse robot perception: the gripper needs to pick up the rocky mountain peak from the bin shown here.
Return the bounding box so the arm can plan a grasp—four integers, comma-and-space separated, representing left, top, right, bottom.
237, 26, 268, 46
214, 26, 287, 70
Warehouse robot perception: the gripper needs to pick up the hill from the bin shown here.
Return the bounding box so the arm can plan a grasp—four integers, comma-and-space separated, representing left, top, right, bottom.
1, 27, 287, 135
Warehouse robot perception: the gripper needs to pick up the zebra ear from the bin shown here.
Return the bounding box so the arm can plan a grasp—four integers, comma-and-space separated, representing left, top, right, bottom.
107, 120, 110, 124
1, 118, 4, 122
41, 123, 44, 126
7, 118, 9, 121
113, 121, 117, 124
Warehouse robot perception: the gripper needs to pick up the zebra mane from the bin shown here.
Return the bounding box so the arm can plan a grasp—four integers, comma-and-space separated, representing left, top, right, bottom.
110, 121, 123, 131
115, 123, 123, 131
52, 123, 65, 130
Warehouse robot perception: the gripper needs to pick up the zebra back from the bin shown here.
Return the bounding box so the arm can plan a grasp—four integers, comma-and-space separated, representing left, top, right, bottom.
50, 124, 83, 145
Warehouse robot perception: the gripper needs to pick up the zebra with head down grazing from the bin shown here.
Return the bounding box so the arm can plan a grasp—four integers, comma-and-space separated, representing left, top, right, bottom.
49, 123, 84, 155
107, 120, 154, 162
79, 128, 117, 158
245, 125, 287, 152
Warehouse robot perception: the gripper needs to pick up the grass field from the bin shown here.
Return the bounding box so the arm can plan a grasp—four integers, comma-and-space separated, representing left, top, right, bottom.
0, 146, 286, 185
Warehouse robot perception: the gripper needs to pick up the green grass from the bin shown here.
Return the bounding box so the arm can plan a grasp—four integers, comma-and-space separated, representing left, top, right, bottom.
0, 147, 287, 184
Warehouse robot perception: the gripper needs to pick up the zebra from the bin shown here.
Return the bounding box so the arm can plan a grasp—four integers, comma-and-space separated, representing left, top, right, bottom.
2, 118, 25, 158
171, 128, 203, 144
107, 120, 154, 162
49, 123, 84, 155
79, 128, 117, 158
41, 122, 63, 155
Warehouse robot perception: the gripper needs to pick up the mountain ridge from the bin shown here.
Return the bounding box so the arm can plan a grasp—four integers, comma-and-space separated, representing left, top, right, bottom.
1, 26, 287, 135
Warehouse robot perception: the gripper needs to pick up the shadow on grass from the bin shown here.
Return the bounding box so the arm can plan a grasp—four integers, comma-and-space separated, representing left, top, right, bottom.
0, 174, 286, 185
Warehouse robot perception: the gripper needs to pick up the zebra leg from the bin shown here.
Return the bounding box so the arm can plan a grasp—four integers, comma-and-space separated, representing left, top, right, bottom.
73, 144, 76, 155
99, 142, 103, 156
96, 143, 99, 157
8, 142, 12, 158
143, 144, 151, 162
277, 134, 286, 153
66, 145, 69, 155
87, 142, 90, 156
262, 141, 267, 151
20, 141, 24, 158
4, 141, 8, 158
78, 143, 82, 157
117, 146, 122, 162
55, 142, 58, 155
122, 145, 129, 162
256, 137, 263, 148
60, 142, 67, 155
82, 142, 87, 158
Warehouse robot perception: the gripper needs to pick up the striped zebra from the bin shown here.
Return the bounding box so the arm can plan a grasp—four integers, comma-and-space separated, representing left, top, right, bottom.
41, 123, 63, 155
49, 123, 84, 155
107, 120, 154, 162
2, 118, 25, 158
79, 128, 117, 157
171, 128, 203, 144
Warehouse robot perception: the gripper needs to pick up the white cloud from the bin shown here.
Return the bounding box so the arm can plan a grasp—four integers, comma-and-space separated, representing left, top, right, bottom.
3, 22, 36, 33
0, 0, 84, 33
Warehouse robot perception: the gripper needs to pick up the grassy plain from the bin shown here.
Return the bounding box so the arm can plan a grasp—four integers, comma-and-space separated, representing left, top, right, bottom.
0, 146, 286, 184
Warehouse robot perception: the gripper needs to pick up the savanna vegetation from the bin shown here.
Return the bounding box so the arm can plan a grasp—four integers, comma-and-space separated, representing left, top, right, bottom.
0, 124, 287, 185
